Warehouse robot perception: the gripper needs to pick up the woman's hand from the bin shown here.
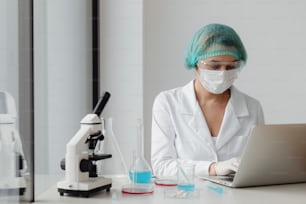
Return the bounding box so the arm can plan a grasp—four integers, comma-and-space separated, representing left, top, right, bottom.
209, 158, 240, 176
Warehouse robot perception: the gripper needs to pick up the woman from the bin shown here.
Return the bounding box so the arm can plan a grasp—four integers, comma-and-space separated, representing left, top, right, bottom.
151, 23, 264, 177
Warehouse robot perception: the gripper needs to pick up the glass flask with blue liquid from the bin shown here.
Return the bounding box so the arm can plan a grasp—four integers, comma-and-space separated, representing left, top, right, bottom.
122, 119, 153, 194
128, 119, 152, 184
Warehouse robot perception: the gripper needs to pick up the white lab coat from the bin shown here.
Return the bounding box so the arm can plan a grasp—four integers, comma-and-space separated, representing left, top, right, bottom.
151, 80, 264, 177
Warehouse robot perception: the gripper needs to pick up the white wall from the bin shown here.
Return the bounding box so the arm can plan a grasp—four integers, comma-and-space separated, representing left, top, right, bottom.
100, 0, 143, 170
34, 0, 92, 176
32, 0, 306, 177
142, 0, 306, 160
0, 0, 19, 100
100, 0, 306, 165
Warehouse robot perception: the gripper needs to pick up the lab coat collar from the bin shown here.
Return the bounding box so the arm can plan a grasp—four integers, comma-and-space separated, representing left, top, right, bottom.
180, 80, 217, 156
179, 80, 197, 115
215, 86, 250, 150
228, 86, 249, 118
179, 80, 250, 151
179, 80, 211, 136
179, 80, 218, 156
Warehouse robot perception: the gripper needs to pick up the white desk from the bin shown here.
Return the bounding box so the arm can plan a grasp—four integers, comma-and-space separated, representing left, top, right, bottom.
35, 175, 306, 204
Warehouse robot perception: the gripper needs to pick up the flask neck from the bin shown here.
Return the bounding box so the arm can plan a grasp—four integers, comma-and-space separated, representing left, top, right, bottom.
136, 119, 144, 158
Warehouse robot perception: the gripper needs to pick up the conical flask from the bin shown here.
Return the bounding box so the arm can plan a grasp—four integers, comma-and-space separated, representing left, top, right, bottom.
128, 118, 152, 184
95, 117, 127, 176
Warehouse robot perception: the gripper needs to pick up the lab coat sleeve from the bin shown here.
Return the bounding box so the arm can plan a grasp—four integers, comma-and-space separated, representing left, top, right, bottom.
151, 92, 178, 176
151, 92, 213, 177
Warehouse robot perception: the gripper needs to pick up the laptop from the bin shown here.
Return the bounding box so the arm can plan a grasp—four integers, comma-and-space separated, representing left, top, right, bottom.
200, 124, 306, 187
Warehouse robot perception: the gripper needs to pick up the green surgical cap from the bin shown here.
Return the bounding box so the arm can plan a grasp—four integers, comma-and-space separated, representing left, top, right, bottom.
184, 24, 247, 69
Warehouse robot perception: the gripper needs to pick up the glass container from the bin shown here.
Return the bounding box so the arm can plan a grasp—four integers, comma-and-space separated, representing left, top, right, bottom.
128, 119, 152, 184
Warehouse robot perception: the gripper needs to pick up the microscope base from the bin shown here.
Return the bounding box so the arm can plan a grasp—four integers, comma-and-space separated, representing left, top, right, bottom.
0, 177, 26, 196
57, 177, 112, 197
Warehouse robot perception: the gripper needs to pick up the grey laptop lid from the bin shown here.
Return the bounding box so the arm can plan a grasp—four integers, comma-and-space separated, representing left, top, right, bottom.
201, 124, 306, 188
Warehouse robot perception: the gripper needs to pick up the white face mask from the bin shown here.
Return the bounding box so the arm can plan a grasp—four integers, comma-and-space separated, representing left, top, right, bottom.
198, 69, 238, 94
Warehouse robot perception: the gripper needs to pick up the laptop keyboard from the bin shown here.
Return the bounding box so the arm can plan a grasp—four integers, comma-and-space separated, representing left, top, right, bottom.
219, 176, 234, 182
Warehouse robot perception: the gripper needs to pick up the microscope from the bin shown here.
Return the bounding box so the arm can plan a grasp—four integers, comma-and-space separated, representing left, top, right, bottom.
0, 91, 27, 196
57, 92, 112, 197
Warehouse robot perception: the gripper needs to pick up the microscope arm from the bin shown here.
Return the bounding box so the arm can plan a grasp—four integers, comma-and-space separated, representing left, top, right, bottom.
67, 125, 93, 155
65, 124, 93, 183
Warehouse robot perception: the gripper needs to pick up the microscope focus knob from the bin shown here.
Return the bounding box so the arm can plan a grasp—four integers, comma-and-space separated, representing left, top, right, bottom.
79, 159, 93, 172
60, 158, 66, 170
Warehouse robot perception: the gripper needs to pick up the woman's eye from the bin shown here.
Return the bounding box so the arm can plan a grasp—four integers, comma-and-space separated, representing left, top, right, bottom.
226, 65, 236, 70
210, 65, 220, 70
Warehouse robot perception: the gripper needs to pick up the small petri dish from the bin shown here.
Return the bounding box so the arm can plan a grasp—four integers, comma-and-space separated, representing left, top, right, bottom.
121, 184, 154, 195
164, 188, 201, 199
154, 178, 177, 187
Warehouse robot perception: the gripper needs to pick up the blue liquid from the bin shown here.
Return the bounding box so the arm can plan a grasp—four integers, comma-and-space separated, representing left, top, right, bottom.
129, 171, 152, 184
177, 183, 195, 192
207, 185, 224, 194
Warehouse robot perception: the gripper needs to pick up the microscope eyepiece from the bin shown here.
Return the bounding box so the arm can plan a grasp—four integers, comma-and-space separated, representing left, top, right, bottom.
93, 92, 111, 117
